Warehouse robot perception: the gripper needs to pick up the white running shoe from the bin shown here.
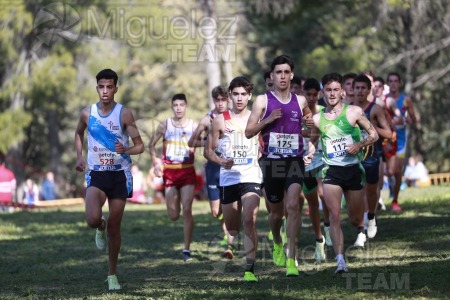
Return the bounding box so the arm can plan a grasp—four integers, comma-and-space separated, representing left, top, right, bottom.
367, 218, 377, 238
314, 239, 326, 262
335, 259, 348, 273
353, 232, 367, 248
378, 197, 386, 211
324, 226, 333, 246
95, 216, 107, 250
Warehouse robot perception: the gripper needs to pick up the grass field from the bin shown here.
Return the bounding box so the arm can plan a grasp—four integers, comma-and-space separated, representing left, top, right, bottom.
1, 186, 449, 299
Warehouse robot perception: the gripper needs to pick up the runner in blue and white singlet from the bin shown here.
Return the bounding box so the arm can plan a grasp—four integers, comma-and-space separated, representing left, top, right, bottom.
87, 103, 132, 172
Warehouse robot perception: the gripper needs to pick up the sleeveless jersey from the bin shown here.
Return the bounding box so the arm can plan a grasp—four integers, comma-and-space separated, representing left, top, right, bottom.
319, 104, 362, 166
394, 94, 407, 148
217, 111, 262, 186
87, 103, 131, 171
360, 101, 380, 161
303, 106, 324, 171
162, 118, 195, 166
260, 91, 304, 158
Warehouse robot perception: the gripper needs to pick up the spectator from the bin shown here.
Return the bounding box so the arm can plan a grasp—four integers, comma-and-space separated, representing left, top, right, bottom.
404, 155, 429, 187
0, 153, 16, 211
22, 178, 40, 205
147, 163, 165, 204
41, 171, 57, 200
128, 165, 148, 204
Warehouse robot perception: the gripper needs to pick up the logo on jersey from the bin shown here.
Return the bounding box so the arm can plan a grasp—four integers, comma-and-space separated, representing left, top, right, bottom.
108, 121, 119, 131
290, 110, 299, 122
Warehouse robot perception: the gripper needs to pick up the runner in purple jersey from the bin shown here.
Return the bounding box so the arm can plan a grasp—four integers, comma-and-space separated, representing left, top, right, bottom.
245, 55, 313, 277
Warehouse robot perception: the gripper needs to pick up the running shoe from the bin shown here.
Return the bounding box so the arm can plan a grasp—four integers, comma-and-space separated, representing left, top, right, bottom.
335, 259, 348, 274
222, 248, 234, 260
363, 212, 368, 231
219, 234, 228, 246
367, 218, 377, 238
273, 242, 286, 267
268, 230, 273, 241
353, 232, 367, 248
391, 202, 402, 213
106, 274, 121, 291
243, 271, 258, 282
286, 258, 299, 277
182, 250, 193, 262
314, 239, 326, 262
378, 197, 386, 211
95, 216, 107, 250
324, 226, 332, 246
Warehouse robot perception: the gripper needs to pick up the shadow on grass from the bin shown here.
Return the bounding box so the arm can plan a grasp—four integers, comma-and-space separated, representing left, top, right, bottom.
0, 189, 449, 299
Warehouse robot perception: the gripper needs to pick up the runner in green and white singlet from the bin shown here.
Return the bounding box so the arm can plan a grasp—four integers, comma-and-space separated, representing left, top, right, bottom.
309, 73, 378, 274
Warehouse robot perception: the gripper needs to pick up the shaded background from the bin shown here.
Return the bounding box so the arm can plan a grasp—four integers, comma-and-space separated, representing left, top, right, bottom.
1, 0, 449, 198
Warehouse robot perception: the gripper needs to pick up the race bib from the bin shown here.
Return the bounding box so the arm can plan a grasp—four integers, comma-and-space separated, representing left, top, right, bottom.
268, 132, 299, 155
326, 134, 352, 159
166, 143, 189, 162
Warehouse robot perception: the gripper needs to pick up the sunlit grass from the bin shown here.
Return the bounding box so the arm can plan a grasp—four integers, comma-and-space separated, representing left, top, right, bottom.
0, 185, 449, 299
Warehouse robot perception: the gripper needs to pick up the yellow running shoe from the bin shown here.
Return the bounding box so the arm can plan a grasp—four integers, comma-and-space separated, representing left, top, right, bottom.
219, 234, 228, 247
106, 274, 121, 291
243, 271, 258, 282
286, 258, 299, 277
273, 242, 286, 267
95, 216, 107, 250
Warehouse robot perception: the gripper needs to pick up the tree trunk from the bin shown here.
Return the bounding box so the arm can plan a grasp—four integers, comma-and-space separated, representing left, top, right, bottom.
200, 0, 222, 110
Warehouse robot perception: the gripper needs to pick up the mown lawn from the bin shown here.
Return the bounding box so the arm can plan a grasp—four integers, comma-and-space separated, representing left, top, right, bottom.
0, 185, 449, 299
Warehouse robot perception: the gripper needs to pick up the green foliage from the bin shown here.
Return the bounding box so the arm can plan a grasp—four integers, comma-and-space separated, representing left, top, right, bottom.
0, 110, 32, 154
0, 0, 449, 192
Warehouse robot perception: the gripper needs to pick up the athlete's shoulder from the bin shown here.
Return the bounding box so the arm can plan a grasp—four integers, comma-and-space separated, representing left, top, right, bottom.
347, 104, 364, 116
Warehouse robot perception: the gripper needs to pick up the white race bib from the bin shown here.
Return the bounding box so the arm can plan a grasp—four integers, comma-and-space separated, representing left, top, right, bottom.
268, 132, 299, 155
166, 143, 189, 162
326, 134, 352, 159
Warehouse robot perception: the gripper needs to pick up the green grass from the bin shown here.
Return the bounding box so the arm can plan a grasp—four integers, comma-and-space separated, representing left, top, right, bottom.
1, 185, 449, 299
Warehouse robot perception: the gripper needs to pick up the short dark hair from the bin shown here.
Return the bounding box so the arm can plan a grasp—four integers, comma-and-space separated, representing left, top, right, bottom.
263, 71, 271, 80
0, 152, 5, 165
387, 72, 401, 82
303, 78, 321, 91
211, 86, 228, 99
342, 72, 357, 83
172, 93, 187, 103
353, 74, 372, 90
270, 55, 295, 72
374, 76, 385, 85
321, 73, 343, 87
96, 69, 118, 85
291, 75, 303, 86
228, 76, 254, 94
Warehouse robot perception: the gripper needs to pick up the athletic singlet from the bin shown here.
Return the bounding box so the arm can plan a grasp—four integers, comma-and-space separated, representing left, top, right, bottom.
162, 118, 195, 166
260, 91, 304, 158
360, 101, 380, 161
303, 106, 324, 171
319, 103, 362, 166
217, 111, 262, 186
87, 103, 131, 171
384, 94, 407, 142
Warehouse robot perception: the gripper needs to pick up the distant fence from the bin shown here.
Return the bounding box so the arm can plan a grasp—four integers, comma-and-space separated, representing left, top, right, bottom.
428, 173, 450, 186
2, 198, 84, 210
